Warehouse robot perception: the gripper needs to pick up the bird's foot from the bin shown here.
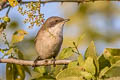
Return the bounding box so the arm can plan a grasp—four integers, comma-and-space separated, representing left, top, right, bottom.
52, 58, 56, 67
33, 56, 41, 67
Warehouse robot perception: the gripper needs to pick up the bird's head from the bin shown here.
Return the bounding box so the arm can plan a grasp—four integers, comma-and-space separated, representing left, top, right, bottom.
43, 16, 70, 28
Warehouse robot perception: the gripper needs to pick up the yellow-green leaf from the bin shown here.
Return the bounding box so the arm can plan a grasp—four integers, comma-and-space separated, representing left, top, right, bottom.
4, 48, 13, 56
15, 65, 25, 80
56, 67, 83, 80
57, 47, 73, 59
98, 54, 111, 71
85, 41, 99, 74
77, 54, 84, 66
11, 29, 28, 44
104, 60, 120, 77
99, 67, 109, 78
103, 48, 120, 65
6, 63, 14, 80
68, 61, 78, 68
8, 0, 18, 7
83, 57, 96, 75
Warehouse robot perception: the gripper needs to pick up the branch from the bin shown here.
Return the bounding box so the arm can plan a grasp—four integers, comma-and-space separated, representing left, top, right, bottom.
0, 58, 72, 66
1, 0, 120, 11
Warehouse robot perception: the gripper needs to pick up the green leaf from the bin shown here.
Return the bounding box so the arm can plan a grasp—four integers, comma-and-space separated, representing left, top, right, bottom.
15, 48, 24, 59
83, 57, 96, 75
56, 77, 83, 80
6, 64, 25, 80
53, 65, 64, 76
57, 47, 73, 59
15, 65, 25, 80
98, 54, 111, 71
4, 48, 13, 56
80, 71, 94, 80
105, 48, 120, 56
11, 29, 28, 44
104, 60, 120, 78
0, 49, 5, 54
103, 48, 120, 64
56, 67, 83, 80
34, 66, 46, 75
32, 75, 55, 80
68, 61, 78, 68
85, 41, 99, 74
99, 67, 109, 78
77, 54, 84, 66
6, 63, 14, 80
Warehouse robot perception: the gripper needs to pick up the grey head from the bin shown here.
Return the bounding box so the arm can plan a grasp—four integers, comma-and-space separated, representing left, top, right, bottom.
42, 16, 70, 29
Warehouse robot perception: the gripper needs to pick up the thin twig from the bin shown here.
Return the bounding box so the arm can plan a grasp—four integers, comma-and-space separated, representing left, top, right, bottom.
6, 6, 11, 16
1, 0, 120, 11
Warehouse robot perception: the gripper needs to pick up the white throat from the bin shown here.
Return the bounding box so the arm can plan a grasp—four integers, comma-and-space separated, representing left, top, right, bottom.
48, 22, 65, 37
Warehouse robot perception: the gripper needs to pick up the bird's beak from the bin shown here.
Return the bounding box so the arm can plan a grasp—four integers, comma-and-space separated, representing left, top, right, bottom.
64, 19, 70, 22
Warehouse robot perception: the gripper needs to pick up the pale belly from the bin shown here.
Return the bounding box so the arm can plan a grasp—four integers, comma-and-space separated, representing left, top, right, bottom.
35, 31, 63, 59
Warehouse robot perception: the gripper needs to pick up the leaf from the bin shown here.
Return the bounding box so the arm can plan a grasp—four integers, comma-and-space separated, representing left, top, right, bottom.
53, 65, 64, 76
34, 66, 46, 75
77, 54, 84, 66
103, 48, 120, 64
15, 65, 25, 80
11, 29, 28, 44
83, 57, 96, 75
99, 67, 109, 78
68, 61, 78, 68
98, 54, 111, 71
6, 63, 14, 80
104, 60, 120, 78
6, 63, 25, 80
0, 49, 5, 54
4, 48, 13, 55
32, 75, 55, 80
56, 67, 83, 80
80, 71, 94, 80
56, 66, 94, 80
8, 0, 18, 7
57, 47, 73, 59
105, 48, 120, 56
85, 41, 99, 74
15, 48, 24, 59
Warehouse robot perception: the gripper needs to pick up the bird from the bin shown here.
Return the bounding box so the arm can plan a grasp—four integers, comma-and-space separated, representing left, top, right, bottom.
34, 16, 70, 66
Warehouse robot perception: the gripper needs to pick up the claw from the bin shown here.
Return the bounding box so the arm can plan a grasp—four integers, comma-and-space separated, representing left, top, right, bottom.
33, 56, 41, 67
52, 57, 56, 67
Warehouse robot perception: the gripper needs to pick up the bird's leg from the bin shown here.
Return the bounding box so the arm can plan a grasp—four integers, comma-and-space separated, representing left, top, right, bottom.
33, 56, 41, 67
52, 56, 56, 67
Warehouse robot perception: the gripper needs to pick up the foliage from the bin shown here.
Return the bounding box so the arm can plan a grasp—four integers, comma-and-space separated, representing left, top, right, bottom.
31, 41, 120, 80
